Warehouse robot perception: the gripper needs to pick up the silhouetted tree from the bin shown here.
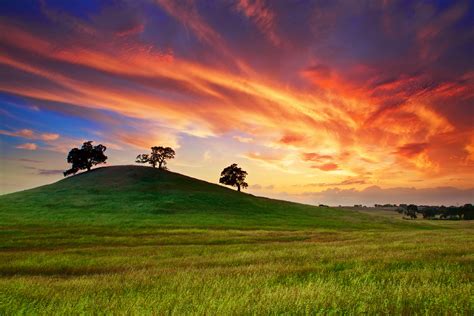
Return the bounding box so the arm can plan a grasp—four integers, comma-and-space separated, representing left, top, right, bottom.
404, 204, 418, 219
64, 141, 107, 176
420, 207, 437, 219
219, 163, 248, 192
136, 146, 175, 169
462, 204, 474, 220
445, 206, 462, 219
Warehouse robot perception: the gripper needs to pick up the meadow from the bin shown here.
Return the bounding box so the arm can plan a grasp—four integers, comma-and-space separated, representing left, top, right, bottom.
0, 166, 472, 314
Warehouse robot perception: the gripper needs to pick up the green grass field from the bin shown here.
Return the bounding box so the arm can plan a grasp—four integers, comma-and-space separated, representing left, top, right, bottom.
0, 166, 472, 314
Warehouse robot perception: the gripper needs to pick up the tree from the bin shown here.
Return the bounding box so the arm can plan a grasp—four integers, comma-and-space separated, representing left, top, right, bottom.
136, 146, 175, 169
420, 207, 437, 219
404, 204, 418, 219
219, 163, 248, 192
64, 141, 107, 176
462, 204, 474, 220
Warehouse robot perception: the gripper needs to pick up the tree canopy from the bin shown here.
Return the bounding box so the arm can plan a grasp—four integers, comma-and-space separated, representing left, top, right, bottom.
136, 146, 175, 169
219, 163, 248, 192
64, 141, 107, 176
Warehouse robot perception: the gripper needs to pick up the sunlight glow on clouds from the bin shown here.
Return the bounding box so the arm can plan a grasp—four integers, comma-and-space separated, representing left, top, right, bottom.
15, 143, 38, 151
0, 0, 473, 203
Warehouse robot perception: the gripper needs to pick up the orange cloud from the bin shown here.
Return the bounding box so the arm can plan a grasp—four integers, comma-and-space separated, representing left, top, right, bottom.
312, 163, 339, 171
279, 133, 306, 146
244, 151, 284, 162
302, 152, 333, 162
0, 129, 59, 141
396, 143, 429, 158
16, 143, 38, 150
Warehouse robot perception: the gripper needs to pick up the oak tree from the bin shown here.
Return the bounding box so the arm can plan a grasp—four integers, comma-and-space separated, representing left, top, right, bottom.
136, 146, 175, 169
64, 141, 107, 176
219, 163, 248, 192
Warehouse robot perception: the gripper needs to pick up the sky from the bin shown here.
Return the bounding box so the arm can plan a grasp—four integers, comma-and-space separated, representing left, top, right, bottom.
0, 0, 473, 206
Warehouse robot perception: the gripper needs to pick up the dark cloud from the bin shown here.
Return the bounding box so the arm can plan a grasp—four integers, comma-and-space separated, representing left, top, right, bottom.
396, 142, 429, 157
37, 169, 64, 176
23, 166, 63, 176
8, 158, 42, 163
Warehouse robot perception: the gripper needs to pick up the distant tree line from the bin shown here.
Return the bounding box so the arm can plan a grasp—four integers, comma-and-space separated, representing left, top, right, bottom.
397, 203, 474, 220
374, 204, 397, 208
63, 141, 249, 192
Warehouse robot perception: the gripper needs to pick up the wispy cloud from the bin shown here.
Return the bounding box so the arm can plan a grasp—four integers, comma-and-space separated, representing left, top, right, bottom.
16, 143, 38, 150
0, 129, 59, 141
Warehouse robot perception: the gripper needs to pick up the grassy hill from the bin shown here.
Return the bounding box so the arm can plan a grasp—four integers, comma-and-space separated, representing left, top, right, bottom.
0, 165, 411, 230
0, 165, 472, 314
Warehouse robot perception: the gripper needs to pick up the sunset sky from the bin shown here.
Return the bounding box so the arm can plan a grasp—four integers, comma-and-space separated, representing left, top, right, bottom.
1, 0, 473, 205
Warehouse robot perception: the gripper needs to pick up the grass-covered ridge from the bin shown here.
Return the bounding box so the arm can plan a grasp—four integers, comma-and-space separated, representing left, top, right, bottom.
0, 165, 472, 314
0, 165, 418, 230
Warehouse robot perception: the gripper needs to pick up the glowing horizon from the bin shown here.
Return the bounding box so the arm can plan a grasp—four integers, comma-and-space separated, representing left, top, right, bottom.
1, 1, 473, 205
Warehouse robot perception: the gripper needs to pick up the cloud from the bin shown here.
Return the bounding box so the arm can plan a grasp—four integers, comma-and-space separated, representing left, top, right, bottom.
233, 135, 253, 143
23, 165, 64, 176
242, 151, 299, 172
250, 184, 274, 190
279, 133, 306, 146
16, 143, 37, 150
37, 169, 64, 176
395, 142, 429, 157
304, 186, 474, 206
466, 138, 474, 161
40, 133, 60, 141
1, 129, 34, 138
203, 150, 211, 161
0, 129, 59, 141
234, 0, 281, 46
311, 163, 338, 171
298, 178, 367, 188
302, 152, 333, 162
18, 158, 42, 163
244, 151, 284, 162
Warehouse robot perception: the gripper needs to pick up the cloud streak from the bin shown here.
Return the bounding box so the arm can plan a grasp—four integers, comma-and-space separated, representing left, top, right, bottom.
0, 129, 59, 141
305, 186, 474, 207
16, 143, 37, 150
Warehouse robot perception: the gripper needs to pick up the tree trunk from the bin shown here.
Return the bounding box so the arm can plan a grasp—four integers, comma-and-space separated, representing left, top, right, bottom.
237, 184, 241, 192
159, 161, 163, 169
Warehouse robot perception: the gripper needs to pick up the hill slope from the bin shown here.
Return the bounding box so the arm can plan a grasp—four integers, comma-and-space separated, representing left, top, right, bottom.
1, 166, 471, 315
0, 165, 412, 230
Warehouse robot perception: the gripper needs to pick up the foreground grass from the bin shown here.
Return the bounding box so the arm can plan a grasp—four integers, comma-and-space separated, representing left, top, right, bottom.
0, 166, 472, 314
0, 226, 472, 314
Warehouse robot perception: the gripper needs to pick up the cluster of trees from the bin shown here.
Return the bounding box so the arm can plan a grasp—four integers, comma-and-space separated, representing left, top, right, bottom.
397, 204, 474, 220
63, 141, 248, 192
